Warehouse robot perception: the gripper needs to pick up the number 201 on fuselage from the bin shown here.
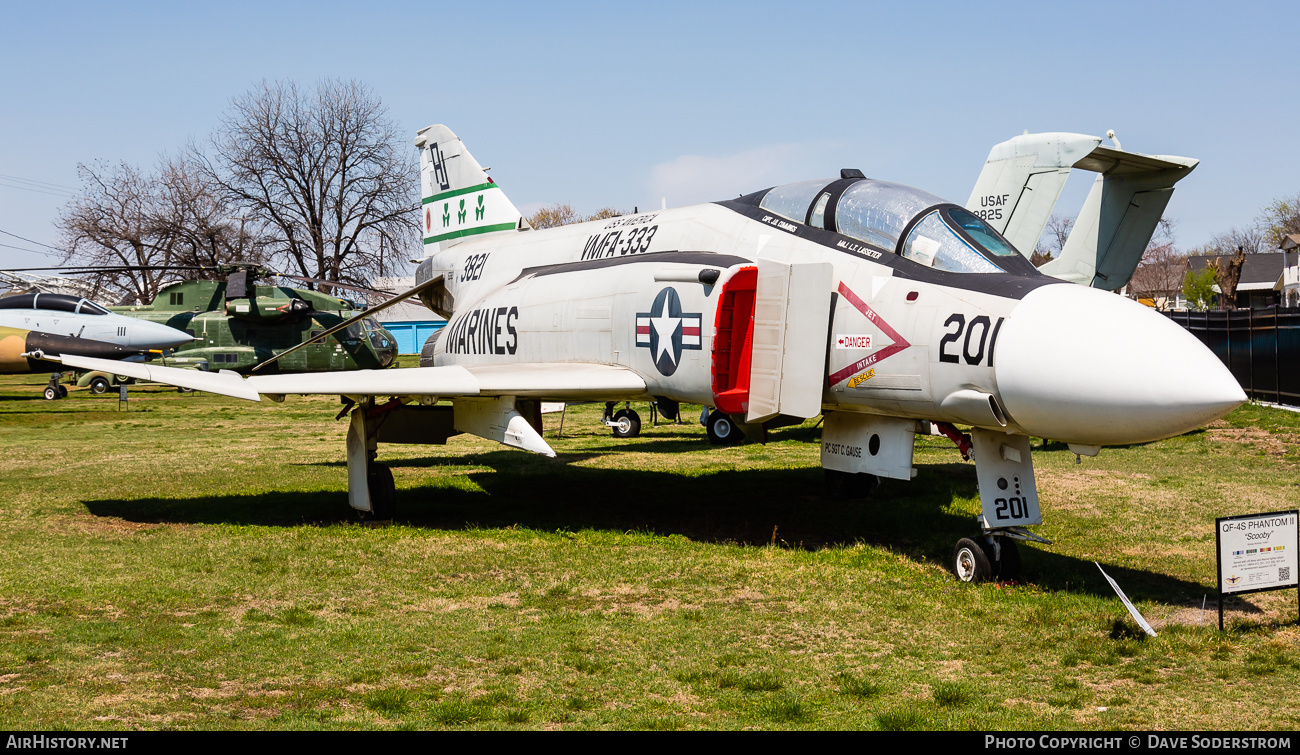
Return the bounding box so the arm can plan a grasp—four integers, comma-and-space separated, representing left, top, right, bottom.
938, 314, 1004, 367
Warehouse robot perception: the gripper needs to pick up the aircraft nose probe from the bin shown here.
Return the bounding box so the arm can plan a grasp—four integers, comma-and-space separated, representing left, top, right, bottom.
992, 284, 1246, 447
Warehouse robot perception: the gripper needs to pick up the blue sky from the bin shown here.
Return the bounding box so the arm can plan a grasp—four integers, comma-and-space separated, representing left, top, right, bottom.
2, 0, 1297, 271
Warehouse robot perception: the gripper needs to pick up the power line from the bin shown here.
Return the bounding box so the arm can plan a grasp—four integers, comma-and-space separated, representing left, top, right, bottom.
0, 173, 77, 192
0, 241, 61, 258
0, 228, 63, 251
0, 182, 74, 200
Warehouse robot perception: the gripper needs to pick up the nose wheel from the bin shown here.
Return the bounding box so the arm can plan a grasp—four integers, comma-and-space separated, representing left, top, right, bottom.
43, 373, 69, 400
952, 535, 1022, 583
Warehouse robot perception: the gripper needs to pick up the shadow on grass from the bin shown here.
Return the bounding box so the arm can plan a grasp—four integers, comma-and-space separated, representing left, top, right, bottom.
81, 448, 1212, 603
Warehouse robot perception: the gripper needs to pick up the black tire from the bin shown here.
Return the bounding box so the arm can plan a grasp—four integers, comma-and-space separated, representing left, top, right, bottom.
361, 463, 396, 521
995, 538, 1022, 582
611, 408, 641, 438
953, 537, 993, 583
89, 377, 111, 395
57, 385, 68, 398
43, 386, 59, 401
706, 411, 743, 446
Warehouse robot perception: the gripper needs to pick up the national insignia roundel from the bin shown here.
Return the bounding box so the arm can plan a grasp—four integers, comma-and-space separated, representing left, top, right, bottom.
635, 287, 702, 376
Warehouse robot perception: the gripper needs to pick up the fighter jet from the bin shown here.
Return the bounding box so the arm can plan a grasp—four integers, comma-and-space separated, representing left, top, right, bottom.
52, 125, 1245, 582
0, 291, 196, 397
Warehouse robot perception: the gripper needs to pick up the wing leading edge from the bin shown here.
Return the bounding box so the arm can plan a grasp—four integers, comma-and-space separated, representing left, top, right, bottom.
50, 354, 648, 402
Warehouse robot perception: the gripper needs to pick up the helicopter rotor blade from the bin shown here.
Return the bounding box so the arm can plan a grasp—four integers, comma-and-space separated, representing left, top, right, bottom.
0, 265, 209, 274
272, 272, 394, 298
249, 276, 443, 373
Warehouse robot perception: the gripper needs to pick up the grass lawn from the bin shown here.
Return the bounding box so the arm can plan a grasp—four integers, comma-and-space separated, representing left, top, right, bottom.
0, 363, 1297, 730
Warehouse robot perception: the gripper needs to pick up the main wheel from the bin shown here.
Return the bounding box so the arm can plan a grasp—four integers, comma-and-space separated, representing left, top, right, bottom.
706, 411, 743, 446
89, 376, 111, 395
611, 408, 641, 438
655, 397, 680, 422
57, 385, 68, 398
953, 537, 993, 583
43, 386, 59, 401
361, 463, 396, 521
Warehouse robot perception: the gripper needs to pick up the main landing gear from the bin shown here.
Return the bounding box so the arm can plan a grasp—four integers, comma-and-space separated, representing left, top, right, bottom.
705, 409, 744, 446
602, 402, 641, 438
360, 462, 396, 522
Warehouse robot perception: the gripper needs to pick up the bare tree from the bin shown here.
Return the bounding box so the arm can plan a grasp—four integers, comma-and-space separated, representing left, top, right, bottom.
58, 161, 179, 304
1124, 219, 1184, 308
57, 156, 256, 303
1213, 247, 1247, 310
1128, 242, 1186, 307
527, 203, 579, 229
1032, 213, 1074, 266
526, 203, 623, 229
1203, 226, 1267, 256
1257, 191, 1300, 249
155, 152, 268, 272
204, 79, 418, 290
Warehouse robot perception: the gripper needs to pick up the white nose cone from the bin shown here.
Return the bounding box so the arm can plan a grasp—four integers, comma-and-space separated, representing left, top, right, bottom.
994, 284, 1245, 446
127, 319, 198, 350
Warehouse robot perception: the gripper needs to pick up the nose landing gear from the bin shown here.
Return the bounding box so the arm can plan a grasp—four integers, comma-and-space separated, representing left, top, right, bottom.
42, 373, 69, 400
953, 535, 1025, 583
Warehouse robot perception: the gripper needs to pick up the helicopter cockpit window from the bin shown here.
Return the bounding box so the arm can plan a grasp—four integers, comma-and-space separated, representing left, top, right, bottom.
363, 318, 382, 332
77, 300, 110, 315
343, 322, 364, 340
34, 293, 79, 313
901, 211, 1003, 274
758, 178, 836, 223
0, 294, 37, 309
835, 180, 947, 251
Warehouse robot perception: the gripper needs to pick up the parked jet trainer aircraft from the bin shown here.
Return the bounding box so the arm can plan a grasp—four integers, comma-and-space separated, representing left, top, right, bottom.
52, 125, 1245, 582
0, 292, 195, 398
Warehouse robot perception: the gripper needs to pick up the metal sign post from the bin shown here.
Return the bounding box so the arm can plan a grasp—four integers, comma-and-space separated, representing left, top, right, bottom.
1216, 509, 1299, 631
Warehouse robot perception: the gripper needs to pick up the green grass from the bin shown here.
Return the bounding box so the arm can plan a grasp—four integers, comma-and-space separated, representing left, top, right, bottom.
0, 368, 1298, 729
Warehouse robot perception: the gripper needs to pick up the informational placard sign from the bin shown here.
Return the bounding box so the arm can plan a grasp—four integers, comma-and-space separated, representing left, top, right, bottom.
1216, 509, 1299, 630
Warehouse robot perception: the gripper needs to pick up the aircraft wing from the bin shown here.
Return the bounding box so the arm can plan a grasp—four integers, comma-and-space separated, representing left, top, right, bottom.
50, 354, 647, 402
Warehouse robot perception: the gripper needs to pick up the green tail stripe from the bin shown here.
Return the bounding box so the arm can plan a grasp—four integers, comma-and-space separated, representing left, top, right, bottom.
425, 222, 517, 243
423, 182, 499, 204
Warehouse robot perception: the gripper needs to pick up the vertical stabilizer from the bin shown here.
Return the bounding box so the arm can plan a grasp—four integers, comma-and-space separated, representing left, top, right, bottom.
966, 132, 1103, 254
1038, 150, 1197, 290
969, 131, 1198, 290
414, 125, 524, 250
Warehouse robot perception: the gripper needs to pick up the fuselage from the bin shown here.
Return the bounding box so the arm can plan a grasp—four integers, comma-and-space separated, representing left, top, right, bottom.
0, 292, 195, 374
418, 183, 1243, 448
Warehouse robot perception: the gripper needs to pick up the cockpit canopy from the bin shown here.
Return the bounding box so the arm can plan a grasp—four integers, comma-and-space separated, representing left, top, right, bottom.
757, 177, 1028, 275
0, 292, 111, 314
